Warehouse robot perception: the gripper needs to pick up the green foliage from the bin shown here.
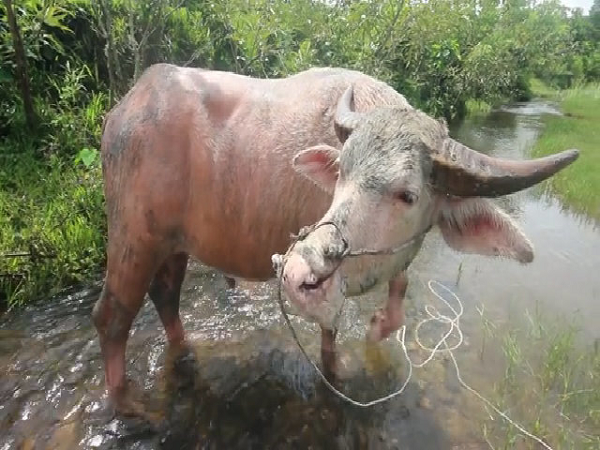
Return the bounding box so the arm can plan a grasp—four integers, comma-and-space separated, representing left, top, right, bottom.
3, 0, 600, 124
529, 77, 558, 98
0, 0, 599, 305
465, 99, 492, 117
43, 62, 107, 156
0, 151, 106, 307
75, 147, 99, 168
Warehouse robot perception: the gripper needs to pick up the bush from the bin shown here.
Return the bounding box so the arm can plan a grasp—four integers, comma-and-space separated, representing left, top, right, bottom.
0, 150, 105, 307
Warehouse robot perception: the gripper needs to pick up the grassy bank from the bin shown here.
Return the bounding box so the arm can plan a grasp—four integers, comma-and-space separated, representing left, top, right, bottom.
478, 308, 600, 449
0, 66, 107, 309
531, 82, 600, 220
0, 151, 106, 308
465, 99, 493, 117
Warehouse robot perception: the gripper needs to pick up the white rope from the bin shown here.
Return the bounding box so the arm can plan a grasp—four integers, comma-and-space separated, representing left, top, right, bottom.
282, 279, 554, 450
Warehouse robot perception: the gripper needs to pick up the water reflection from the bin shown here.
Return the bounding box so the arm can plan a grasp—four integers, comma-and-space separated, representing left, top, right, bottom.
0, 274, 480, 449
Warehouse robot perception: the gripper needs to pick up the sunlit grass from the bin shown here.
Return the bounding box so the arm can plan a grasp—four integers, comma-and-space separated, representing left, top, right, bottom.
465, 99, 492, 116
0, 65, 108, 309
478, 307, 600, 449
529, 77, 558, 99
0, 150, 106, 308
531, 83, 600, 220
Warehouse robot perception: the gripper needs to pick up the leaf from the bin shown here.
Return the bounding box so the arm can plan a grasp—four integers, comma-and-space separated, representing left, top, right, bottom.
75, 148, 99, 168
40, 5, 73, 33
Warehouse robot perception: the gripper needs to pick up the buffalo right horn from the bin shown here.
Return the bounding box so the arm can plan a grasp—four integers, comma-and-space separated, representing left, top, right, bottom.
431, 138, 580, 197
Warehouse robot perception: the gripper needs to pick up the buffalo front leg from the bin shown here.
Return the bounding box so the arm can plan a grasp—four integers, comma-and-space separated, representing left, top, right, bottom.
367, 272, 408, 342
320, 326, 338, 378
148, 252, 189, 345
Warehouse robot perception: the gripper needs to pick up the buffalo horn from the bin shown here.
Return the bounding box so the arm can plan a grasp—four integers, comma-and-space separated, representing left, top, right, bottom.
431, 139, 579, 197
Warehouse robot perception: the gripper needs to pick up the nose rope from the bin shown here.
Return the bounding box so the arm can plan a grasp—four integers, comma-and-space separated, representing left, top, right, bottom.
289, 220, 432, 258
274, 223, 554, 450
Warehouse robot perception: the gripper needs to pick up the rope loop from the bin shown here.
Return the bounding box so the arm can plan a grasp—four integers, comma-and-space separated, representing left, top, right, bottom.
274, 221, 554, 449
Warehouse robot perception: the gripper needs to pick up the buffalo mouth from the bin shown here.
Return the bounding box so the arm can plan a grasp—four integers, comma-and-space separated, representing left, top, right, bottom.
275, 221, 350, 327
279, 250, 346, 328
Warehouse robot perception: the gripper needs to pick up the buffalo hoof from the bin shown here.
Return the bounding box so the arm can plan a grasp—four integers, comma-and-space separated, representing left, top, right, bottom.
366, 308, 404, 343
108, 380, 165, 429
164, 340, 199, 387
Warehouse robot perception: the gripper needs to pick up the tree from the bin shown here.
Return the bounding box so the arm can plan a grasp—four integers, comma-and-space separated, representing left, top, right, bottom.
122, 0, 186, 83
591, 0, 600, 40
2, 0, 37, 129
92, 0, 121, 107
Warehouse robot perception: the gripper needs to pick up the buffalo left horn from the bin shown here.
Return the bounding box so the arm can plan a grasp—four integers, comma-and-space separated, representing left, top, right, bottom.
431, 139, 580, 197
333, 86, 364, 143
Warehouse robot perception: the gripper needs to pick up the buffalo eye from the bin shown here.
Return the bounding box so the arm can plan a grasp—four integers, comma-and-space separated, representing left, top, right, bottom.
395, 190, 418, 206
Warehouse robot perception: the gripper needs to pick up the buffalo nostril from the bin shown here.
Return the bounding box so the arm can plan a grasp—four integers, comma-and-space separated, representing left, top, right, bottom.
300, 280, 321, 291
300, 275, 324, 291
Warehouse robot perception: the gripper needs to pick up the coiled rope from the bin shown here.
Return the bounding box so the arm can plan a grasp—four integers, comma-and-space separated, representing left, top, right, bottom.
274, 222, 554, 450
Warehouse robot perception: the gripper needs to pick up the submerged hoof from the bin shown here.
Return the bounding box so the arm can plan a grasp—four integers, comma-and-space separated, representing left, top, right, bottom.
366, 308, 404, 343
163, 340, 199, 386
108, 380, 165, 429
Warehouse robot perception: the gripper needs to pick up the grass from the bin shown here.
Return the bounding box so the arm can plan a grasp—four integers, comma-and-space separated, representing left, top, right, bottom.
0, 64, 108, 309
529, 77, 558, 99
0, 150, 106, 308
530, 83, 600, 220
478, 307, 600, 449
483, 83, 600, 448
465, 98, 493, 117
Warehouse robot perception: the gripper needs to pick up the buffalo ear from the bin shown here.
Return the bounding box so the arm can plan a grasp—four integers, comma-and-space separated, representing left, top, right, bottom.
437, 197, 534, 263
293, 145, 340, 193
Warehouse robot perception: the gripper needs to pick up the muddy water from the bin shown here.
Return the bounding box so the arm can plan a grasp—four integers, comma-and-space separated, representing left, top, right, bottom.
1, 101, 599, 449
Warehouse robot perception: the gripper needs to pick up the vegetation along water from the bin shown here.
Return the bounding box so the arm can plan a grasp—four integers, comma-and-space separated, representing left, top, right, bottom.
0, 0, 599, 449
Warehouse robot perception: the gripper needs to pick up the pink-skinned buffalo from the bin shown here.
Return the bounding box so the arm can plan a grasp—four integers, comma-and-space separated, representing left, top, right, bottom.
93, 64, 578, 416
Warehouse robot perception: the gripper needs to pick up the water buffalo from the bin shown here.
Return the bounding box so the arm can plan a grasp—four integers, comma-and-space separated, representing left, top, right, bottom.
93, 63, 578, 415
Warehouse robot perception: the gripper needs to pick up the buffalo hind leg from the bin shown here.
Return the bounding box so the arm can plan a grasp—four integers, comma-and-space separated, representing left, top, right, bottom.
148, 253, 189, 345
367, 272, 408, 342
92, 243, 158, 417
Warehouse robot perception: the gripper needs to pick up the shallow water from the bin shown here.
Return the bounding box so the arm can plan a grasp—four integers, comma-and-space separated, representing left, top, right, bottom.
1, 100, 598, 449
448, 102, 600, 340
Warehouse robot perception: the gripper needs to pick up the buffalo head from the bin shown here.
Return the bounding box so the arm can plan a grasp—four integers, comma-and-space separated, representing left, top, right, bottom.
279, 86, 578, 330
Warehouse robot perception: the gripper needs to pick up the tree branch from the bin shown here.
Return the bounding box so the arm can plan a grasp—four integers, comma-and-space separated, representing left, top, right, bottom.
373, 0, 406, 61
3, 0, 38, 130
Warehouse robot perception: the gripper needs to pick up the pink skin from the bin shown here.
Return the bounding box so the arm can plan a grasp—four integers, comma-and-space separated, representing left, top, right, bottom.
366, 272, 408, 342
97, 66, 406, 410
281, 252, 343, 326
283, 250, 409, 345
